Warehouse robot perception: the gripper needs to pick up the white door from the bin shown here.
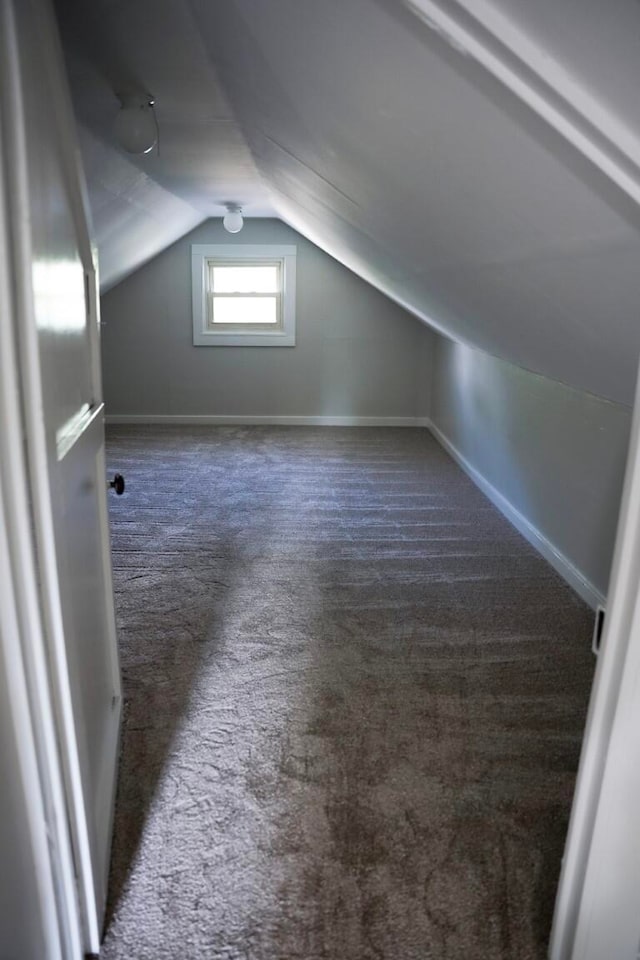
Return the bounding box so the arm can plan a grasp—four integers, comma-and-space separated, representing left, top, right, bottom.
3, 0, 122, 952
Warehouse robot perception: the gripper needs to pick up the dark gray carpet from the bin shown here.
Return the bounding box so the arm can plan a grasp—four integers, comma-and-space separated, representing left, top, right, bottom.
103, 426, 594, 960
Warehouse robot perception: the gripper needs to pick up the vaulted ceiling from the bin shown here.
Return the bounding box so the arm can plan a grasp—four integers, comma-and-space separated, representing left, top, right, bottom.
54, 0, 640, 405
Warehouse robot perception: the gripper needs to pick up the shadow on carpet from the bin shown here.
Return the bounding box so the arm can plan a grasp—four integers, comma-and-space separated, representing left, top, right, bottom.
102, 426, 595, 960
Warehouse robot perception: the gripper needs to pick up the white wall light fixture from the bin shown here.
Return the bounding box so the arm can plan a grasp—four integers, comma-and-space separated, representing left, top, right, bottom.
114, 95, 158, 155
223, 203, 244, 234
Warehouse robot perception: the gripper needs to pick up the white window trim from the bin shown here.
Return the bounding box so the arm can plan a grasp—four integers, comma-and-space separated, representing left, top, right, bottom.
192, 244, 297, 346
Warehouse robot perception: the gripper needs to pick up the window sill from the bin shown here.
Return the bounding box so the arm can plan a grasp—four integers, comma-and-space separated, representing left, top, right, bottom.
193, 329, 296, 347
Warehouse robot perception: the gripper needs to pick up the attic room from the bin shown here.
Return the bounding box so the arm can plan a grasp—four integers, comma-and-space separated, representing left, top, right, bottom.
2, 0, 640, 958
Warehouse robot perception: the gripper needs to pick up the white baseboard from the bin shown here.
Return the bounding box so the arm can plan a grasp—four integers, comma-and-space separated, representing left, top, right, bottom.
105, 414, 431, 428
427, 420, 605, 611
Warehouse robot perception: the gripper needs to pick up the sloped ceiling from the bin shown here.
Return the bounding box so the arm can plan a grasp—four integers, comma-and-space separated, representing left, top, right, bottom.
53, 0, 276, 289
77, 126, 204, 291
55, 0, 640, 404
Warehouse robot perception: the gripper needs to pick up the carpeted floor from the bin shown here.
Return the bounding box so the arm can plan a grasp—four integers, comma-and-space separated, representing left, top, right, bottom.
102, 425, 594, 960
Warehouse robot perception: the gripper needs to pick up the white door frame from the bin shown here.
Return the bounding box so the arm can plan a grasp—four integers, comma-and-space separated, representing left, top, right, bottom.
551, 357, 640, 959
0, 8, 81, 953
2, 0, 121, 953
2, 6, 99, 952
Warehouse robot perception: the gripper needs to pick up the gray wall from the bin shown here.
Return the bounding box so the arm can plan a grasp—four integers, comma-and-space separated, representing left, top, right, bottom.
430, 336, 632, 600
101, 219, 433, 419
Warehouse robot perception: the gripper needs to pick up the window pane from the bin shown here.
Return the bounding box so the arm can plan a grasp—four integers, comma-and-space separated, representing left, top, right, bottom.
212, 297, 278, 325
212, 265, 279, 293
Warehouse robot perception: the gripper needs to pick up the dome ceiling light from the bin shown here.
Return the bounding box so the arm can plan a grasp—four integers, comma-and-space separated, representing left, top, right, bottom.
114, 95, 158, 155
223, 203, 244, 234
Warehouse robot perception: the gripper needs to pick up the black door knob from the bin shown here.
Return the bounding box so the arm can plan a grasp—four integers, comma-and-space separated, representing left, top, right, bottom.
109, 473, 125, 495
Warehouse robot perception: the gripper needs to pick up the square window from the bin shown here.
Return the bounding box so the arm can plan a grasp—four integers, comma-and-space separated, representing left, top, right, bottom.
207, 260, 281, 330
192, 245, 296, 346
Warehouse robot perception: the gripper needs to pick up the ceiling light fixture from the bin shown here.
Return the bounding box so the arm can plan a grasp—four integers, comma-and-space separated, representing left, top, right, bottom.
223, 203, 244, 234
114, 95, 158, 155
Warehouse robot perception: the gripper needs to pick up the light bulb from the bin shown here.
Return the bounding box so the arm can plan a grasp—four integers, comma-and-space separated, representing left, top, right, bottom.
223, 208, 243, 233
114, 98, 157, 155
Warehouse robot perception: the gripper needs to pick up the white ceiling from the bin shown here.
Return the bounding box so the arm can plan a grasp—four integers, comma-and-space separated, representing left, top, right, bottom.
78, 126, 203, 291
54, 0, 275, 287
482, 0, 640, 159
54, 0, 640, 404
